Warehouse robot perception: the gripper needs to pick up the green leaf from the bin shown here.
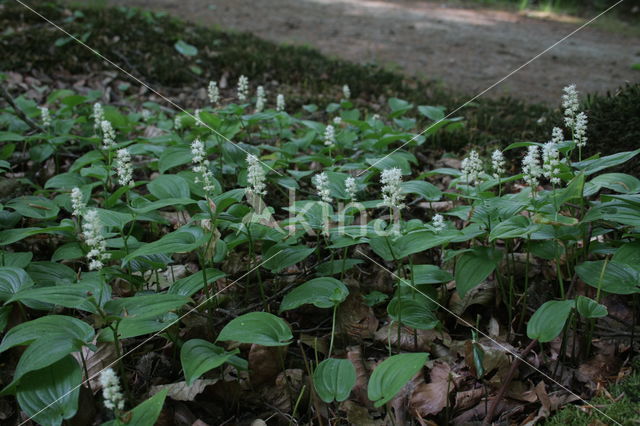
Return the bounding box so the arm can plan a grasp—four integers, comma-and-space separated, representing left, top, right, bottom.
217, 312, 293, 346
573, 149, 640, 176
454, 247, 502, 297
104, 294, 191, 320
587, 173, 640, 195
15, 355, 81, 426
120, 388, 168, 426
387, 296, 439, 330
174, 40, 198, 56
368, 353, 429, 407
612, 241, 640, 273
489, 216, 539, 241
181, 339, 244, 385
7, 196, 59, 220
148, 174, 190, 199
417, 105, 445, 121
0, 224, 74, 246
7, 284, 98, 313
123, 227, 208, 264
10, 335, 82, 386
262, 244, 315, 273
0, 315, 94, 353
0, 251, 32, 268
369, 231, 450, 262
575, 261, 640, 295
400, 180, 442, 202
409, 265, 452, 285
0, 267, 34, 302
279, 277, 349, 312
388, 97, 413, 118
0, 305, 10, 333
168, 269, 225, 297
159, 146, 192, 173
527, 300, 574, 343
101, 313, 178, 341
313, 358, 356, 403
554, 172, 585, 207
575, 296, 608, 319
44, 173, 88, 190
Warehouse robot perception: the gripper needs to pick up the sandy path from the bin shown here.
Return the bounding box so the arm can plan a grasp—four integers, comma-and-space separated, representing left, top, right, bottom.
108, 0, 639, 105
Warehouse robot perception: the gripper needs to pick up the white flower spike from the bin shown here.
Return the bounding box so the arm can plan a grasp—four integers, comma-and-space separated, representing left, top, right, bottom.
99, 368, 125, 411
324, 124, 336, 147
276, 94, 285, 112
491, 149, 505, 179
522, 145, 542, 193
208, 81, 220, 105
432, 214, 446, 233
191, 139, 215, 194
379, 168, 405, 210
101, 120, 116, 149
71, 187, 85, 217
345, 176, 357, 200
313, 172, 332, 204
40, 107, 51, 128
461, 150, 483, 185
82, 209, 111, 271
246, 153, 267, 196
255, 86, 266, 113
237, 75, 249, 102
115, 148, 134, 187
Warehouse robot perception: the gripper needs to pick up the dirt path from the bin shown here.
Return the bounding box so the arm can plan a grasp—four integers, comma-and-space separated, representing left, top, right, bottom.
108, 0, 639, 105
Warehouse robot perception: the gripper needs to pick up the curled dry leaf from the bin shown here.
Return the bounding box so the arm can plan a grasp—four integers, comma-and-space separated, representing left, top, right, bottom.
346, 346, 371, 406
337, 293, 378, 341
454, 388, 484, 412
249, 344, 287, 386
449, 280, 496, 316
374, 323, 442, 352
149, 379, 218, 401
410, 360, 454, 418
72, 340, 117, 392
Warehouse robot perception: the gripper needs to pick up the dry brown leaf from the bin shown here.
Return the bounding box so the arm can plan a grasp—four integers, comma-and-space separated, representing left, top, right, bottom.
262, 369, 304, 414
410, 360, 453, 418
454, 388, 484, 411
449, 280, 496, 316
374, 323, 448, 352
346, 346, 371, 406
576, 353, 622, 391
337, 293, 378, 340
249, 344, 286, 386
339, 401, 385, 426
72, 341, 117, 392
149, 379, 218, 401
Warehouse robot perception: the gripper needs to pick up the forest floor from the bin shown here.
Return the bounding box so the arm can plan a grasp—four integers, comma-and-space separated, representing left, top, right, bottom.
105, 0, 640, 105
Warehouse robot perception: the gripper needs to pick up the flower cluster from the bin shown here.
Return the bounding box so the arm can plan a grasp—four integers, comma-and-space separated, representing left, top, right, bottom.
324, 124, 335, 147
71, 187, 85, 217
255, 86, 266, 112
432, 214, 446, 233
333, 116, 342, 125
194, 109, 204, 127
40, 107, 51, 128
237, 75, 249, 101
115, 148, 134, 187
101, 120, 116, 149
93, 103, 104, 132
522, 145, 542, 191
379, 168, 405, 210
174, 115, 183, 130
491, 149, 505, 179
342, 84, 351, 99
208, 81, 220, 105
246, 153, 267, 196
562, 84, 579, 128
99, 368, 125, 411
542, 142, 562, 185
313, 172, 332, 203
276, 94, 285, 112
551, 127, 564, 144
345, 176, 357, 200
82, 209, 110, 271
574, 111, 588, 148
461, 150, 483, 185
191, 139, 215, 193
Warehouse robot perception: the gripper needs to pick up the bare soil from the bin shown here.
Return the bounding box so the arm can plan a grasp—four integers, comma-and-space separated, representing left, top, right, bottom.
107, 0, 639, 105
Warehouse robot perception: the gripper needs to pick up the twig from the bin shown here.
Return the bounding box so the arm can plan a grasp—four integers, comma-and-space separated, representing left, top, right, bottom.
483, 339, 538, 425
0, 82, 45, 133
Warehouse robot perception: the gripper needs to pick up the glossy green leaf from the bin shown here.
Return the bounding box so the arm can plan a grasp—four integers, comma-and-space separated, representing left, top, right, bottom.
489, 216, 538, 241
121, 388, 168, 426
148, 174, 190, 199
0, 267, 34, 302
573, 149, 640, 176
400, 180, 442, 202
454, 247, 503, 297
387, 296, 439, 330
409, 264, 452, 285
612, 241, 640, 273
279, 277, 349, 312
174, 40, 198, 56
0, 315, 94, 353
261, 245, 315, 273
368, 352, 429, 407
123, 227, 208, 264
217, 312, 293, 346
104, 294, 191, 320
527, 300, 574, 342
575, 260, 640, 295
575, 296, 608, 319
7, 196, 59, 220
10, 335, 82, 386
15, 355, 81, 426
313, 358, 356, 403
7, 283, 98, 313
587, 173, 640, 195
181, 339, 244, 385
168, 269, 225, 297
0, 224, 74, 246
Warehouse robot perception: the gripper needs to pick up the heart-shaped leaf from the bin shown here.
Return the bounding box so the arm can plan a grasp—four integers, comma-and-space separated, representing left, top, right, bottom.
217, 312, 292, 346
181, 339, 245, 385
455, 247, 503, 297
279, 277, 349, 312
575, 260, 640, 295
387, 297, 439, 330
575, 296, 608, 319
313, 358, 356, 403
527, 300, 574, 342
368, 352, 429, 407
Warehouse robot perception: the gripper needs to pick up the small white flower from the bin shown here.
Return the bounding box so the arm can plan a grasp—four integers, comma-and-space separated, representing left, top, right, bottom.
574, 112, 588, 148
432, 214, 446, 233
191, 139, 215, 193
562, 84, 579, 128
379, 168, 405, 210
101, 120, 116, 149
82, 209, 110, 271
542, 142, 562, 185
461, 150, 483, 185
141, 109, 151, 122
115, 148, 134, 187
237, 75, 249, 102
333, 116, 342, 125
93, 103, 105, 132
551, 127, 564, 145
255, 86, 266, 113
174, 115, 183, 130
372, 114, 380, 122
276, 94, 285, 112
208, 81, 220, 105
40, 107, 51, 128
522, 145, 542, 192
70, 187, 85, 217
345, 176, 357, 200
342, 84, 351, 99
246, 153, 267, 196
99, 368, 125, 411
313, 172, 332, 204
491, 149, 505, 179
324, 124, 336, 147
194, 109, 204, 127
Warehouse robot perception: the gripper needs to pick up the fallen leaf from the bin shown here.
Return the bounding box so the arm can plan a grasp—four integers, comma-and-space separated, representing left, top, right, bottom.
249, 344, 286, 386
337, 293, 378, 341
72, 341, 117, 392
149, 379, 218, 401
410, 361, 453, 418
